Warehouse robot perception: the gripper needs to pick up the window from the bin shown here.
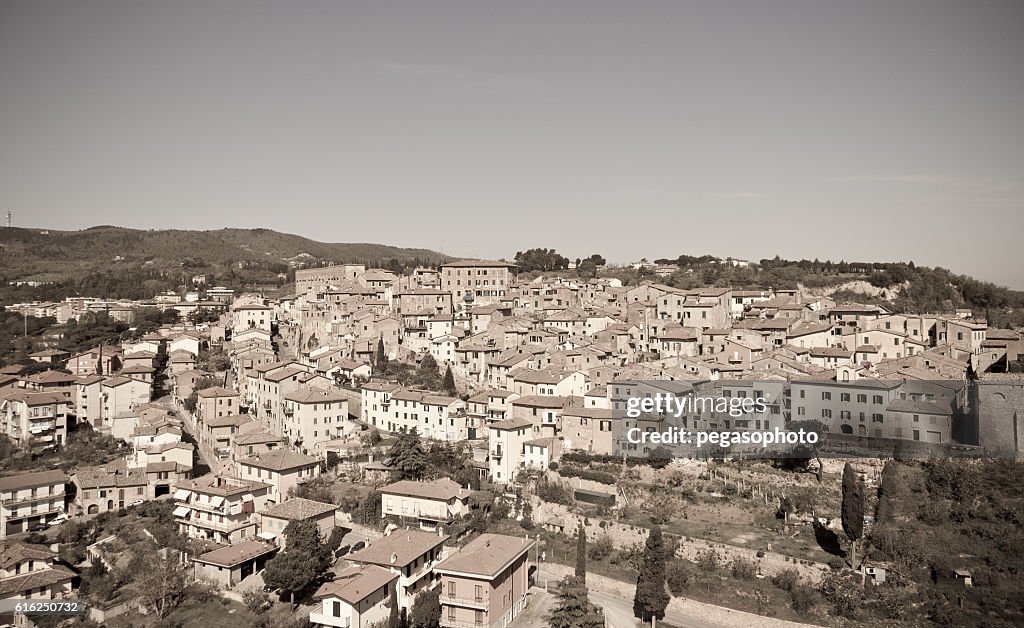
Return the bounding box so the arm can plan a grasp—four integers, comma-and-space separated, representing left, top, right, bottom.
821, 409, 832, 419
797, 407, 805, 416
822, 392, 831, 401
913, 429, 920, 441
857, 394, 867, 403
913, 414, 920, 423
873, 395, 883, 404
840, 393, 850, 402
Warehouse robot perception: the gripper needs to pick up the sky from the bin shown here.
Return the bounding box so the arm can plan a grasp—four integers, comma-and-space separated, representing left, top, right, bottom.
2, 1, 1023, 287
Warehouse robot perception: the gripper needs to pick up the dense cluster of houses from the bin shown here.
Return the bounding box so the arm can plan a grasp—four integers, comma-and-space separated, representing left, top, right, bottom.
1, 259, 1022, 626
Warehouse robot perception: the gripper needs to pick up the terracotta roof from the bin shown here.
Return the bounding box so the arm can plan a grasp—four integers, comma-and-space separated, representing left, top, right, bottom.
348, 530, 448, 569
0, 470, 67, 492
314, 564, 397, 605
262, 497, 337, 520
435, 533, 533, 578
194, 540, 277, 567
284, 388, 348, 404
238, 449, 320, 471
381, 477, 466, 501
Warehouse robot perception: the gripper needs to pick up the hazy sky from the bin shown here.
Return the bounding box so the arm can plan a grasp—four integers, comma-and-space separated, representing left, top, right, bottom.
2, 1, 1023, 287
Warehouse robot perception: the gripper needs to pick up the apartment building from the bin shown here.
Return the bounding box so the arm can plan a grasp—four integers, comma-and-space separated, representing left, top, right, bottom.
560, 407, 614, 455
380, 478, 470, 529
192, 540, 278, 587
173, 475, 272, 544
234, 449, 321, 505
282, 388, 350, 454
0, 471, 67, 538
0, 542, 74, 611
364, 386, 468, 441
487, 418, 533, 485
434, 533, 534, 628
100, 376, 151, 424
347, 529, 449, 610
0, 392, 71, 450
440, 260, 516, 305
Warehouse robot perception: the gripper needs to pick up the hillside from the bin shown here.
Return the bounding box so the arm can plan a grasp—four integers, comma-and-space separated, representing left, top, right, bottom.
0, 226, 449, 302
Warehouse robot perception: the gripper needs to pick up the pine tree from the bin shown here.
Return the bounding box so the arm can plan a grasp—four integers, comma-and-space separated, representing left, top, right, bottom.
547, 576, 603, 628
442, 365, 456, 396
575, 523, 587, 582
633, 525, 670, 622
841, 463, 865, 568
388, 428, 427, 480
375, 337, 388, 374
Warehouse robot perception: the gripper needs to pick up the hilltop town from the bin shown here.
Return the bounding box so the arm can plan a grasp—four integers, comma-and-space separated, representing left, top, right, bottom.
1, 255, 1022, 628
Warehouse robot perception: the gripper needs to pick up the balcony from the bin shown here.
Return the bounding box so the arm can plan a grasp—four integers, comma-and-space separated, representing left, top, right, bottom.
308, 612, 351, 628
440, 618, 487, 628
490, 448, 503, 459
443, 594, 490, 610
29, 421, 57, 434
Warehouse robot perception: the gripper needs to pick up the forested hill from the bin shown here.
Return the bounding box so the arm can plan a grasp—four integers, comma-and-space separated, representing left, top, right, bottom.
0, 226, 448, 302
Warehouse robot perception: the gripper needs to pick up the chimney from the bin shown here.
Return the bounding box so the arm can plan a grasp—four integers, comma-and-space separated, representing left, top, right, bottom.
391, 552, 398, 565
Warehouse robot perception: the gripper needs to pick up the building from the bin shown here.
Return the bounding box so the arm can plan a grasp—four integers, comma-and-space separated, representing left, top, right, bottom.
259, 497, 337, 547
0, 542, 75, 614
347, 529, 449, 610
192, 540, 278, 587
0, 390, 72, 451
0, 471, 67, 538
440, 260, 516, 305
70, 463, 147, 515
173, 475, 272, 544
380, 478, 471, 529
234, 449, 322, 505
434, 533, 534, 628
487, 418, 533, 485
311, 564, 398, 628
282, 388, 351, 455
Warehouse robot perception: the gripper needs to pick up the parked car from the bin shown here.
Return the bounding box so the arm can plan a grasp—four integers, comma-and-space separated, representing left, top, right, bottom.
47, 514, 68, 527
28, 522, 48, 533
349, 541, 365, 553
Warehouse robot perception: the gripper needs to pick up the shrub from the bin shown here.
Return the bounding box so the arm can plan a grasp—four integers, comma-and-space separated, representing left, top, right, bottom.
588, 534, 614, 561
790, 584, 816, 614
730, 558, 757, 580
826, 557, 845, 571
772, 568, 800, 591
696, 549, 720, 572
666, 561, 690, 595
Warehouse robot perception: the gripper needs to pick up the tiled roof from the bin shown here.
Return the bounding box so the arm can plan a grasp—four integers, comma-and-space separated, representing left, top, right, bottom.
314, 564, 397, 605
194, 540, 277, 567
348, 529, 448, 569
435, 533, 533, 578
238, 449, 320, 471
0, 470, 67, 492
381, 477, 466, 501
262, 497, 337, 520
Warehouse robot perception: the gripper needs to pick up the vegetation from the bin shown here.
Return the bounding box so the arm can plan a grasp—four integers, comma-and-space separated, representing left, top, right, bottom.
547, 576, 603, 628
0, 226, 447, 302
262, 519, 332, 602
840, 462, 864, 567
409, 587, 441, 628
633, 525, 671, 622
575, 523, 587, 581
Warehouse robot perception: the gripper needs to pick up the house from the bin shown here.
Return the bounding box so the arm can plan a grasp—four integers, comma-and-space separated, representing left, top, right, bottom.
174, 475, 272, 545
310, 564, 398, 628
0, 542, 75, 613
347, 529, 449, 610
434, 533, 534, 628
440, 260, 516, 305
259, 497, 337, 547
0, 391, 71, 450
100, 376, 151, 424
380, 477, 471, 529
487, 418, 533, 485
282, 388, 351, 455
196, 387, 241, 425
202, 414, 253, 460
192, 540, 278, 588
71, 463, 147, 515
234, 449, 322, 505
0, 471, 67, 538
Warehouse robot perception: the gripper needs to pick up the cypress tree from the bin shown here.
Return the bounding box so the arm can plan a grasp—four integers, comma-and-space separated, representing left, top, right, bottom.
633, 525, 670, 622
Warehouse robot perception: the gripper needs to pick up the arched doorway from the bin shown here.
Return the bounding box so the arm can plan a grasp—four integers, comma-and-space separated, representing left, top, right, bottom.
87, 504, 99, 515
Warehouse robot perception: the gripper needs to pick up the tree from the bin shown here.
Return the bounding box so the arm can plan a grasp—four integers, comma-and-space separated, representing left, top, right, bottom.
409, 587, 441, 628
387, 584, 402, 628
126, 550, 193, 619
776, 419, 827, 482
575, 523, 587, 582
263, 551, 318, 603
633, 526, 670, 622
282, 519, 332, 573
841, 462, 865, 568
374, 337, 388, 374
288, 475, 336, 505
388, 428, 427, 480
243, 589, 272, 615
547, 576, 603, 628
442, 365, 456, 396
